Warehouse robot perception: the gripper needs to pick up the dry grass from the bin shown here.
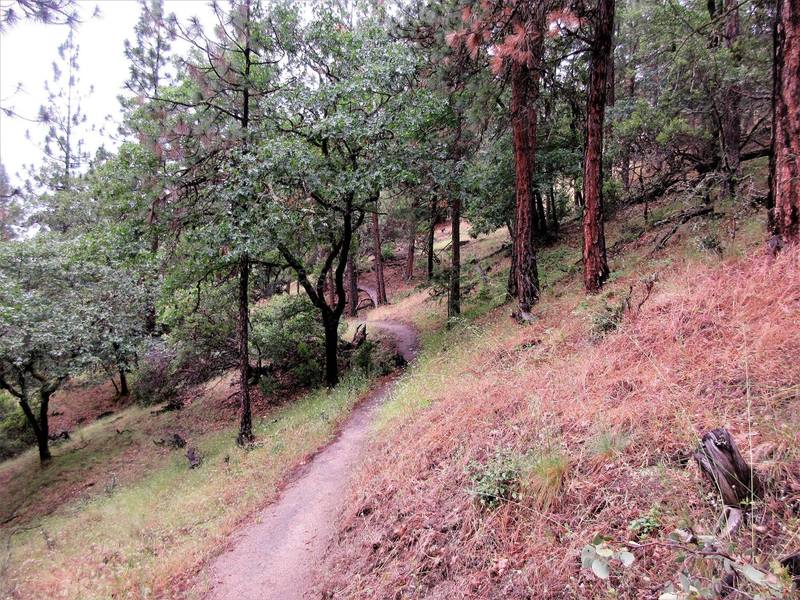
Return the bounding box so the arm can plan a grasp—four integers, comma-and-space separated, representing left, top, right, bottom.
319, 214, 800, 598
0, 373, 374, 600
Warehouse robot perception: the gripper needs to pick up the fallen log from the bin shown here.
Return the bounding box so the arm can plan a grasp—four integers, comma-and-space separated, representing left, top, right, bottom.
693, 428, 759, 508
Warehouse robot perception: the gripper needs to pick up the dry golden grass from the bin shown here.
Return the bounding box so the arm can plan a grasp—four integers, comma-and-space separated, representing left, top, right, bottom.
319, 208, 800, 599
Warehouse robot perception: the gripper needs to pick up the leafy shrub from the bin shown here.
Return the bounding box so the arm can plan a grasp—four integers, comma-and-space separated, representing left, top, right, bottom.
591, 302, 626, 335
467, 450, 522, 510
628, 506, 662, 539
353, 338, 400, 377
250, 294, 327, 387
380, 244, 395, 261
132, 340, 180, 406
0, 391, 34, 460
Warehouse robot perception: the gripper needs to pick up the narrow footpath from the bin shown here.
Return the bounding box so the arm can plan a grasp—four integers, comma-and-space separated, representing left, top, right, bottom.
200, 320, 418, 600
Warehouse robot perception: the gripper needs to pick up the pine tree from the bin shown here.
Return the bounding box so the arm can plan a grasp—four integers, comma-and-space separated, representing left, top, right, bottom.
582, 0, 614, 293
769, 0, 800, 243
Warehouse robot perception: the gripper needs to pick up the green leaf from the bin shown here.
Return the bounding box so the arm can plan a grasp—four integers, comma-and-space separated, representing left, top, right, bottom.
591, 558, 610, 580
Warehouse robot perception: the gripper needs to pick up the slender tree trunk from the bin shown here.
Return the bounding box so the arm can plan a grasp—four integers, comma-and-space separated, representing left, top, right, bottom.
38, 388, 53, 462
509, 20, 543, 318
347, 251, 358, 317
769, 0, 800, 242
118, 367, 129, 397
405, 208, 416, 281
328, 269, 336, 306
549, 183, 559, 233
322, 315, 339, 387
448, 196, 461, 320
236, 255, 253, 446
17, 392, 50, 463
720, 0, 741, 201
427, 197, 437, 280
582, 0, 614, 293
535, 190, 547, 236
371, 205, 387, 304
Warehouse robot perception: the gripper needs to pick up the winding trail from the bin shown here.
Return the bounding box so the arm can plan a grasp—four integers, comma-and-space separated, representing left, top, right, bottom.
201, 320, 417, 600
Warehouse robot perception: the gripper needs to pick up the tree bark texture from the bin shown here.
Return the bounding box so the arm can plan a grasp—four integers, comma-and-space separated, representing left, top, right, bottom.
582, 0, 614, 293
347, 250, 358, 317
405, 208, 416, 281
372, 206, 388, 304
236, 255, 253, 446
449, 196, 461, 319
770, 0, 800, 242
509, 9, 545, 317
427, 197, 437, 280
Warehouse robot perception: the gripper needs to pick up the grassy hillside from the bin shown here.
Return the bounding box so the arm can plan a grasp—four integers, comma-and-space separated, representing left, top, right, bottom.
0, 366, 380, 599
319, 200, 800, 599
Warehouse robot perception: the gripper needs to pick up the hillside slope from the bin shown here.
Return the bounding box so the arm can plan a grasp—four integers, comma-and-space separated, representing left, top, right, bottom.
319, 204, 800, 599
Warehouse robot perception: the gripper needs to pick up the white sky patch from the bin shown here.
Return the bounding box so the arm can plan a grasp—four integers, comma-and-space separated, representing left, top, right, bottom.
0, 0, 214, 187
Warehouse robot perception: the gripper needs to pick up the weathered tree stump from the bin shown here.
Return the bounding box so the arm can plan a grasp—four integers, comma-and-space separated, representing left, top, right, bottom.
186, 447, 202, 469
693, 428, 759, 507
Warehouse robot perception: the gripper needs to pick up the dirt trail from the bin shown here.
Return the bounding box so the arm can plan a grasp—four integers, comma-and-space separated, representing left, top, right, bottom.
200, 320, 417, 600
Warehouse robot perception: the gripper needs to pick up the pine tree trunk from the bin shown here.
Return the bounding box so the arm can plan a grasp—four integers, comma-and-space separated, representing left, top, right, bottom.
535, 190, 547, 236
448, 197, 461, 320
427, 198, 437, 280
347, 251, 358, 317
769, 0, 800, 242
236, 255, 253, 446
508, 12, 544, 318
582, 0, 614, 293
405, 209, 416, 281
372, 207, 387, 304
549, 183, 559, 233
720, 0, 741, 200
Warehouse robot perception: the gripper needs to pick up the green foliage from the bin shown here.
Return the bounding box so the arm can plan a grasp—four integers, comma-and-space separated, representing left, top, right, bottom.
628, 506, 662, 539
467, 450, 522, 510
0, 391, 34, 460
591, 301, 626, 335
250, 294, 326, 387
131, 341, 179, 407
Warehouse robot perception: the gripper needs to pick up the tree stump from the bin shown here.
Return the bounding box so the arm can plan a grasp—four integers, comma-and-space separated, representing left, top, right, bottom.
693, 428, 759, 507
186, 447, 202, 469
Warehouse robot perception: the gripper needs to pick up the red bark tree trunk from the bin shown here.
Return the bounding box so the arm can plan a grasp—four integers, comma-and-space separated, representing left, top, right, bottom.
582, 0, 614, 293
509, 9, 545, 319
770, 0, 800, 243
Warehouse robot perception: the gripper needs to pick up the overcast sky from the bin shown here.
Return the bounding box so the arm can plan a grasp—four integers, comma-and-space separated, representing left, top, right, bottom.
0, 0, 213, 187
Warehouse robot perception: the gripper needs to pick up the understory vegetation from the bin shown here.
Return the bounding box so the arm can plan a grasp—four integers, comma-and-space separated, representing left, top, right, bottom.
1, 0, 798, 598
